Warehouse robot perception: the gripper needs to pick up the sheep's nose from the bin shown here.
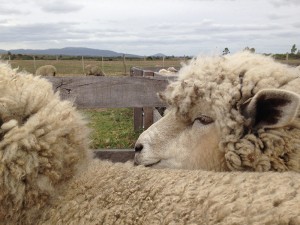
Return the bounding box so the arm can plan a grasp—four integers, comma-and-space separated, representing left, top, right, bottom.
134, 143, 144, 152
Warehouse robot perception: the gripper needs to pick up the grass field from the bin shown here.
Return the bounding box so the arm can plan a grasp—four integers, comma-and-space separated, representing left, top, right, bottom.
8, 57, 300, 76
9, 58, 185, 76
83, 108, 141, 149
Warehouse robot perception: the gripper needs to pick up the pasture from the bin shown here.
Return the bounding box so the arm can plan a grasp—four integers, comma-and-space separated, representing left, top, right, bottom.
8, 58, 184, 76
84, 108, 141, 149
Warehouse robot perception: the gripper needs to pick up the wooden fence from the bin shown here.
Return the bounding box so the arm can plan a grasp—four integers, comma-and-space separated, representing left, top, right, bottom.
46, 67, 176, 129
46, 67, 176, 161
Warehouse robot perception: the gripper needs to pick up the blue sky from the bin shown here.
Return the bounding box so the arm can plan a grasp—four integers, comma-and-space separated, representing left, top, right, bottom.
0, 0, 299, 56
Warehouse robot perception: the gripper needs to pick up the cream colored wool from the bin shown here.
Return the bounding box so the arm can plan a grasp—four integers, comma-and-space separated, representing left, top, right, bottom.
0, 62, 89, 224
135, 52, 300, 172
175, 52, 300, 171
158, 67, 178, 75
85, 64, 105, 76
35, 65, 57, 76
38, 160, 300, 225
1, 60, 300, 225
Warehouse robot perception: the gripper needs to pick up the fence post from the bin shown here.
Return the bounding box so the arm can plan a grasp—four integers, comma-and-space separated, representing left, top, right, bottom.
33, 56, 36, 72
143, 70, 155, 130
82, 56, 85, 74
131, 67, 144, 131
123, 54, 127, 75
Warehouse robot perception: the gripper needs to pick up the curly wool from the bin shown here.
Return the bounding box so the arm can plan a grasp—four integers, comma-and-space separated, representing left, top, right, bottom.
0, 62, 90, 223
1, 61, 300, 225
36, 161, 300, 225
160, 52, 300, 172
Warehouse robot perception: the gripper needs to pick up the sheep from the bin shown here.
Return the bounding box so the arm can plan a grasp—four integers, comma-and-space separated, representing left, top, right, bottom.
85, 64, 105, 76
35, 65, 57, 76
1, 61, 300, 225
158, 67, 178, 75
134, 52, 300, 172
0, 61, 89, 224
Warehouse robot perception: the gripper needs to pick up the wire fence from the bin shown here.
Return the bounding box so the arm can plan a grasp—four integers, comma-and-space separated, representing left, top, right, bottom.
2, 55, 187, 76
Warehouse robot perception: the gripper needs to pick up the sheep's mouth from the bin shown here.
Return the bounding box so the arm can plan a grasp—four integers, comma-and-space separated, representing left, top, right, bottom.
145, 160, 161, 167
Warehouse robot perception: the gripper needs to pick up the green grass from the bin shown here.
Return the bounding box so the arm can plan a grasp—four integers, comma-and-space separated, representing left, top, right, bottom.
82, 108, 142, 149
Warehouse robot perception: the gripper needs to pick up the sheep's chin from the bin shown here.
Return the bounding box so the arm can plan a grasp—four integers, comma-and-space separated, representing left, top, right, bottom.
145, 160, 161, 167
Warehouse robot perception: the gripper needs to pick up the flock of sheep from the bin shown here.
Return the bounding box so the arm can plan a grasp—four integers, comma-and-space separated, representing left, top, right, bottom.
1, 52, 300, 224
35, 64, 105, 76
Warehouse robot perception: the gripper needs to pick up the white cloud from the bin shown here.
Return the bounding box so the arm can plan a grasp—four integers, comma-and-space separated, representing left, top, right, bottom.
267, 13, 287, 20
39, 1, 83, 13
0, 6, 28, 15
0, 0, 298, 55
269, 0, 300, 7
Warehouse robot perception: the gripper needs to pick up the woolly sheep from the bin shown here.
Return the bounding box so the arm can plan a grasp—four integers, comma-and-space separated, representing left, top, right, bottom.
1, 61, 300, 225
35, 65, 57, 76
158, 67, 178, 75
135, 52, 300, 172
85, 64, 105, 76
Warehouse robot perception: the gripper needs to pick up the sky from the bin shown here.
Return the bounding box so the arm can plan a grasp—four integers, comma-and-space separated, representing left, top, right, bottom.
0, 0, 299, 56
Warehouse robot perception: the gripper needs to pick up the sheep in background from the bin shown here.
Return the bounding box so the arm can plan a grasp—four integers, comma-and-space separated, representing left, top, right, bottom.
35, 65, 57, 76
135, 52, 300, 172
158, 67, 178, 75
85, 64, 105, 76
0, 61, 300, 225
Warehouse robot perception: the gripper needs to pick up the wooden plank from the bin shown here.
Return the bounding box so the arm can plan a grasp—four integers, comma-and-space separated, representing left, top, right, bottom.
134, 108, 143, 131
143, 70, 154, 77
130, 67, 143, 77
93, 149, 134, 163
143, 107, 153, 129
131, 67, 145, 131
46, 76, 168, 108
143, 70, 154, 129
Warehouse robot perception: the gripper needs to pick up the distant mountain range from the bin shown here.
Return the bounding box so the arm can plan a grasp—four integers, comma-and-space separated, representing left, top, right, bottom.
0, 47, 167, 58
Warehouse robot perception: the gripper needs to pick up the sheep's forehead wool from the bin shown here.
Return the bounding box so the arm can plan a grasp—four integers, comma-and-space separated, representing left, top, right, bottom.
159, 52, 300, 172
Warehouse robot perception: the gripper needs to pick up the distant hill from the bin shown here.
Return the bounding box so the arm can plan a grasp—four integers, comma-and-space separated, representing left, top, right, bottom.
0, 47, 142, 58
152, 53, 167, 57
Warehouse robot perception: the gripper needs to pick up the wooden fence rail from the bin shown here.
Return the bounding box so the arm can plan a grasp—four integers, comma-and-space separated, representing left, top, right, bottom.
46, 75, 167, 108
46, 67, 176, 162
46, 67, 176, 130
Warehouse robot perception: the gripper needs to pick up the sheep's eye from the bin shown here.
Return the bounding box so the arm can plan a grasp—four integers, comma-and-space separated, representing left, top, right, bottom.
194, 115, 214, 125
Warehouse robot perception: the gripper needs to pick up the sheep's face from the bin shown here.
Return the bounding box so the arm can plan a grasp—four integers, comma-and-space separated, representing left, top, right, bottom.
134, 107, 224, 170
134, 79, 226, 170
134, 77, 300, 171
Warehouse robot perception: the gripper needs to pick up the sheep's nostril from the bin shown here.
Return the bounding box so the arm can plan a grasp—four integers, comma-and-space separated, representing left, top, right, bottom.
134, 143, 144, 152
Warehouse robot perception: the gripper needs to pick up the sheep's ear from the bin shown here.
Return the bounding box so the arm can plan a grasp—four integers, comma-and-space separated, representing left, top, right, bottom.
242, 89, 300, 129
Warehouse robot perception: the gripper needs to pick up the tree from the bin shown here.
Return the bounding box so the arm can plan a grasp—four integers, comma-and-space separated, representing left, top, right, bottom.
291, 44, 297, 54
222, 47, 230, 55
244, 47, 255, 53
